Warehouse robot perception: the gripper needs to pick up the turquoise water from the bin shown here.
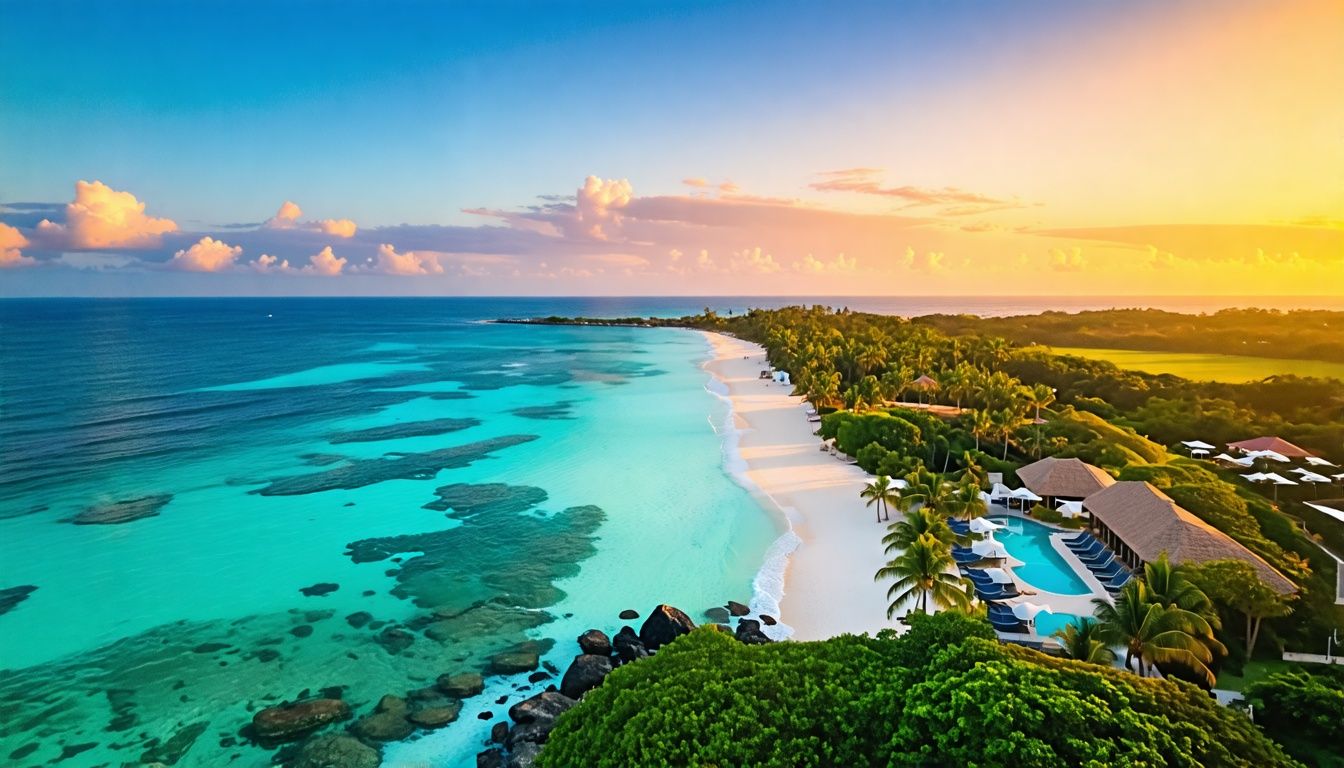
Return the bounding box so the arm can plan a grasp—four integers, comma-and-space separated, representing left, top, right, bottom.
1033, 612, 1084, 638
986, 517, 1091, 596
0, 299, 782, 767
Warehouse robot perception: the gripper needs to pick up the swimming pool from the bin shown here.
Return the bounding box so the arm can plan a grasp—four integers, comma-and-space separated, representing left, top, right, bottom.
1033, 611, 1083, 638
986, 516, 1091, 595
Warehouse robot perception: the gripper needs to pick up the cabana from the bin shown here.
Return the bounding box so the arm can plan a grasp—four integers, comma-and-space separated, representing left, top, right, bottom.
910, 374, 939, 404
1227, 436, 1314, 459
1055, 500, 1086, 518
969, 517, 1004, 534
1211, 453, 1255, 467
1016, 457, 1115, 507
1181, 439, 1216, 451
1083, 481, 1296, 595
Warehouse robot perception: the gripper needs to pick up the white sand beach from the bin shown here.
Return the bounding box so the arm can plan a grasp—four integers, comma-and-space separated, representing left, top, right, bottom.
703, 331, 896, 640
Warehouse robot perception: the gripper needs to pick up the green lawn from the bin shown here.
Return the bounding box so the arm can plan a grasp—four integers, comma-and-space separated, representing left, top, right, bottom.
1217, 659, 1300, 692
1050, 346, 1344, 383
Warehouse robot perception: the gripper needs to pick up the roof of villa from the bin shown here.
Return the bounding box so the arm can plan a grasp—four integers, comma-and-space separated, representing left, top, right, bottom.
1016, 457, 1115, 499
1227, 436, 1313, 458
1084, 481, 1297, 595
912, 374, 939, 388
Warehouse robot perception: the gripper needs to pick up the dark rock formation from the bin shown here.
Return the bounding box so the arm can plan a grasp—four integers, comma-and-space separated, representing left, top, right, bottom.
0, 585, 37, 616
69, 494, 172, 525
407, 699, 461, 729
422, 482, 548, 516
612, 626, 648, 663
726, 600, 751, 617
506, 740, 542, 768
251, 698, 351, 743
703, 606, 731, 623
291, 734, 380, 768
349, 695, 413, 742
638, 604, 696, 651
618, 609, 639, 620
139, 721, 207, 764
735, 619, 772, 645
490, 650, 539, 674
508, 690, 574, 730
375, 627, 414, 654
437, 672, 485, 698
329, 417, 480, 444
576, 629, 611, 656
345, 611, 372, 629
300, 582, 339, 597
760, 614, 777, 626
559, 654, 612, 700
509, 402, 576, 420
477, 749, 505, 768
290, 625, 314, 638
491, 721, 509, 743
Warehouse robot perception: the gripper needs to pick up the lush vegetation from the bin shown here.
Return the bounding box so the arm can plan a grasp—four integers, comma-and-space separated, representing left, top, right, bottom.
539, 613, 1299, 767
1242, 668, 1344, 768
1047, 346, 1344, 384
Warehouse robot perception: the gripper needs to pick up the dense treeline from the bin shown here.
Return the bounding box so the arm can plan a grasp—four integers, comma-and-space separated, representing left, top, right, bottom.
539, 614, 1300, 767
914, 308, 1344, 364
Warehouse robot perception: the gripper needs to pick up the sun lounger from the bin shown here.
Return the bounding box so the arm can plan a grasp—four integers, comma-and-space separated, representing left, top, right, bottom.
1103, 572, 1133, 592
1067, 537, 1103, 556
975, 584, 1021, 601
989, 616, 1028, 633
1079, 549, 1115, 567
1090, 561, 1127, 581
1061, 532, 1090, 546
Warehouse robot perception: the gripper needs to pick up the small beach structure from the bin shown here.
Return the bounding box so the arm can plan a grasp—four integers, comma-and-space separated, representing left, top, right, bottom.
1016, 457, 1115, 507
1211, 452, 1255, 467
1181, 439, 1216, 451
910, 374, 939, 404
968, 517, 1004, 534
1055, 500, 1086, 518
1304, 456, 1338, 468
1228, 436, 1314, 459
1082, 481, 1296, 595
1305, 502, 1344, 524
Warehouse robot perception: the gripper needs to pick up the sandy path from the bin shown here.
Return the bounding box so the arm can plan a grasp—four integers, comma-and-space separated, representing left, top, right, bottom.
702, 331, 896, 640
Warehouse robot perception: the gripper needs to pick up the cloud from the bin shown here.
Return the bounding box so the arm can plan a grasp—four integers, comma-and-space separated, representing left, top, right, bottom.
263, 201, 356, 238
809, 168, 1025, 215
266, 201, 303, 229
304, 246, 346, 276
35, 180, 177, 249
0, 222, 35, 268
903, 246, 945, 273
1033, 224, 1344, 264
319, 218, 358, 238
362, 243, 444, 275
251, 254, 291, 273
1049, 247, 1087, 272
731, 246, 780, 273
168, 236, 243, 272
574, 176, 633, 239
681, 177, 709, 188
796, 252, 858, 273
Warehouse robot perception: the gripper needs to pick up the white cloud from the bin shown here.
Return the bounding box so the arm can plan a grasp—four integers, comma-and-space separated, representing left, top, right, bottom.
168, 236, 243, 272
303, 246, 346, 276
0, 222, 34, 268
265, 200, 303, 229
903, 246, 945, 273
251, 253, 291, 273
363, 243, 444, 276
1048, 246, 1087, 272
264, 201, 356, 238
575, 176, 633, 239
319, 218, 357, 238
35, 180, 177, 249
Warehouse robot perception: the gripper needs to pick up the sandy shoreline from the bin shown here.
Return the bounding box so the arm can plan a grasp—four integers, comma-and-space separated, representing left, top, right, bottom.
702, 331, 895, 640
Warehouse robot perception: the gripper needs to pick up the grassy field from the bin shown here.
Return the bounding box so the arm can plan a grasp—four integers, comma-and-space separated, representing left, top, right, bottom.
1049, 346, 1344, 383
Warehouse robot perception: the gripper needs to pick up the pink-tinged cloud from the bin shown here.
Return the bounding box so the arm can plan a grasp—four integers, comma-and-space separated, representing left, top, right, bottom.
809, 168, 1024, 215
266, 200, 304, 228
575, 176, 633, 239
319, 218, 358, 238
35, 180, 177, 249
304, 246, 346, 276
1049, 247, 1087, 272
168, 236, 243, 272
363, 243, 444, 275
0, 222, 35, 268
263, 201, 357, 238
251, 254, 291, 273
903, 246, 946, 273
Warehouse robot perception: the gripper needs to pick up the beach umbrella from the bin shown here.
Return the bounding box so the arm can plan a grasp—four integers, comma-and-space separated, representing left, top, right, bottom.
1247, 449, 1291, 463
972, 539, 1009, 559
988, 482, 1013, 501
1011, 602, 1052, 621
1241, 472, 1269, 482
969, 517, 1004, 534
1010, 487, 1043, 501
892, 478, 909, 490
1305, 502, 1344, 524
1056, 500, 1085, 518
1182, 440, 1216, 450
981, 567, 1014, 584
1262, 472, 1297, 485
1304, 456, 1337, 467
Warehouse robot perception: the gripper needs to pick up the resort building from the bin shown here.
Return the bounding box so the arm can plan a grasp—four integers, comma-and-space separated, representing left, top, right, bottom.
1227, 436, 1313, 459
1016, 457, 1115, 506
1082, 481, 1297, 595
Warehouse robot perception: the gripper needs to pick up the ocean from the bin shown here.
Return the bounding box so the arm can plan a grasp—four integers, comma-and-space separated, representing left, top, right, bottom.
0, 294, 1337, 767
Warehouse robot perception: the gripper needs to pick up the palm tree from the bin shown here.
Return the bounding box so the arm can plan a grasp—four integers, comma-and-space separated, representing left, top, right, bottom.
860, 475, 901, 523
1052, 617, 1116, 665
945, 477, 985, 522
874, 533, 971, 617
1092, 580, 1225, 686
1027, 383, 1055, 458
990, 407, 1019, 460
969, 409, 993, 451
1143, 554, 1219, 628
881, 507, 956, 554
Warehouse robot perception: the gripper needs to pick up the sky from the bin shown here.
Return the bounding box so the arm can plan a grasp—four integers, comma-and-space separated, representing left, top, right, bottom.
1, 0, 1341, 297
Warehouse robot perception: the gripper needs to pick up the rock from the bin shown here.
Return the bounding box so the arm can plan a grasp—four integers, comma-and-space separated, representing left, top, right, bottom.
291, 734, 380, 768
508, 691, 574, 730
349, 695, 413, 742
437, 672, 485, 698
254, 648, 281, 663
576, 629, 611, 656
69, 494, 172, 525
559, 654, 612, 700
290, 625, 314, 638
726, 600, 750, 617
507, 740, 542, 768
375, 627, 414, 654
139, 721, 207, 764
345, 611, 373, 629
618, 609, 639, 620
0, 585, 38, 616
300, 582, 339, 597
407, 700, 461, 729
491, 721, 509, 743
251, 699, 351, 743
527, 671, 550, 683
735, 619, 772, 645
760, 614, 777, 626
638, 605, 696, 652
703, 607, 731, 623
477, 749, 505, 768
490, 651, 539, 674
612, 626, 648, 663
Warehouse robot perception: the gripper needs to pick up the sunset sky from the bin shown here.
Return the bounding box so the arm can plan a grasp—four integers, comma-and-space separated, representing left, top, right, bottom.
2, 0, 1340, 296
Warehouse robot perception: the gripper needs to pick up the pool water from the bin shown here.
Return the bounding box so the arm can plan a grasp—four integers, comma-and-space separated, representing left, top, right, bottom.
986, 516, 1091, 595
1034, 611, 1084, 638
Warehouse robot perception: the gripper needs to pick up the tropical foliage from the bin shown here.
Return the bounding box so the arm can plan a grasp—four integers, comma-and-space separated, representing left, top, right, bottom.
1242, 668, 1344, 768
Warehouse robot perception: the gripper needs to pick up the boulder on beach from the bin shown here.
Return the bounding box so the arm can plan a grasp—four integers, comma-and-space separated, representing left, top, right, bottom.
349, 695, 413, 742
760, 614, 777, 626
252, 698, 351, 743
477, 749, 505, 768
508, 690, 574, 728
408, 699, 462, 729
618, 609, 639, 620
292, 734, 380, 768
507, 740, 542, 768
576, 629, 611, 656
559, 654, 612, 700
638, 605, 696, 651
612, 626, 648, 663
490, 650, 539, 674
726, 600, 750, 617
735, 619, 772, 645
703, 606, 731, 623
437, 672, 485, 698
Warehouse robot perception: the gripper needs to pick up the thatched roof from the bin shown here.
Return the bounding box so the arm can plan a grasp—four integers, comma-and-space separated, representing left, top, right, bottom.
1084, 481, 1296, 595
912, 374, 939, 389
1017, 457, 1115, 499
1227, 436, 1313, 458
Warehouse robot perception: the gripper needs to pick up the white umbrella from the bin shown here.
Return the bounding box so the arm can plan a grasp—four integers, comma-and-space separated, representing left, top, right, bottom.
1242, 472, 1269, 482
1010, 487, 1043, 501
988, 482, 1013, 501
972, 539, 1009, 558
1181, 440, 1216, 450
1011, 602, 1052, 621
969, 517, 1004, 534
1305, 502, 1344, 523
1297, 471, 1331, 483
1247, 449, 1291, 463
892, 478, 909, 490
1334, 473, 1344, 481
981, 567, 1014, 584
1214, 453, 1254, 466
1190, 448, 1210, 457
978, 491, 992, 502
1304, 456, 1337, 467
1056, 500, 1085, 518
1262, 472, 1298, 485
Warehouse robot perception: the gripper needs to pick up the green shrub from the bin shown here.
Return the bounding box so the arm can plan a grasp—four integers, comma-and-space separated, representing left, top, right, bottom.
1243, 670, 1344, 767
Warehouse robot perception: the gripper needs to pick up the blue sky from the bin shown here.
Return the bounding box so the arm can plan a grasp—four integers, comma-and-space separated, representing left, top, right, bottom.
2, 0, 1339, 295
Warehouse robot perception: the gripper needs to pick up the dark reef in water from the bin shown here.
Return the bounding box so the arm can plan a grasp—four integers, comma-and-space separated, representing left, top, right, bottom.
67, 494, 172, 525
0, 585, 38, 616
328, 417, 480, 444
422, 483, 548, 516
509, 403, 576, 421
254, 435, 539, 496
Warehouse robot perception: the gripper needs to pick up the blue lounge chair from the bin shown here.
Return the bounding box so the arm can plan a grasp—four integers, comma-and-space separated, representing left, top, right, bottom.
1061, 532, 1090, 546
989, 616, 1027, 633
1104, 572, 1133, 592
975, 584, 1021, 601
1079, 547, 1114, 566
1068, 538, 1104, 557
952, 549, 982, 565
1091, 561, 1127, 581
